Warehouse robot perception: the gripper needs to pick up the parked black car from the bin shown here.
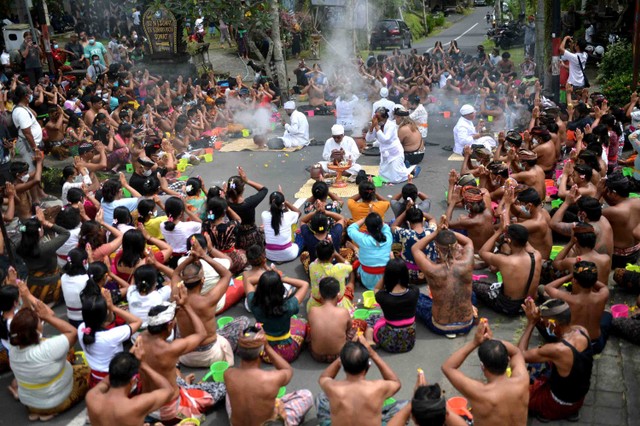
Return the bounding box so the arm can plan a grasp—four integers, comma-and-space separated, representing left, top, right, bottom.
370, 19, 412, 50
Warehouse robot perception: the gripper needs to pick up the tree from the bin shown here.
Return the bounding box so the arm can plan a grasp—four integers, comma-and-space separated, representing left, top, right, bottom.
151, 0, 290, 98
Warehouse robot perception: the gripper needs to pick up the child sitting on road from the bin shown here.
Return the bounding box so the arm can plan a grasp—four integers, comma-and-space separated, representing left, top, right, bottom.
307, 277, 354, 363
307, 240, 354, 312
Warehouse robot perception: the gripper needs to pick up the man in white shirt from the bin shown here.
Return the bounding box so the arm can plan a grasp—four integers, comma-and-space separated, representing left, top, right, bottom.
371, 87, 396, 119
407, 95, 428, 139
12, 84, 42, 172
268, 101, 310, 149
335, 92, 359, 132
559, 36, 588, 89
319, 124, 362, 176
452, 104, 496, 155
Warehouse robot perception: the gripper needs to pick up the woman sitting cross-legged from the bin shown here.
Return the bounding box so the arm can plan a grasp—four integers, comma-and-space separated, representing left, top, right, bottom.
347, 212, 393, 290
364, 259, 419, 353
9, 302, 90, 421
245, 270, 309, 363
261, 189, 301, 263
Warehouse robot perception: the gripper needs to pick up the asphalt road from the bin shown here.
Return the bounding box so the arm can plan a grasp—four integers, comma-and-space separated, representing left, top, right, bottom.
1, 7, 635, 426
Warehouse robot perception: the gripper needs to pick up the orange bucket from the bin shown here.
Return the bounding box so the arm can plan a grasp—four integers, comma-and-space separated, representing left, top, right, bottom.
214, 141, 223, 150
447, 396, 472, 419
443, 111, 451, 119
544, 179, 555, 188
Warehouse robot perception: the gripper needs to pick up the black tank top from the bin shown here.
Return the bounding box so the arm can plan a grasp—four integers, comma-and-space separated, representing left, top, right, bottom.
550, 330, 593, 403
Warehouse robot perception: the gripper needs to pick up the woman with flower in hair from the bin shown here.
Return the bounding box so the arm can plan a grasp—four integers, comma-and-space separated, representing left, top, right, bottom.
261, 188, 301, 263
184, 177, 207, 219
202, 196, 246, 274
60, 248, 89, 328
226, 166, 268, 250
161, 197, 201, 268
79, 287, 142, 388
348, 212, 393, 290
17, 207, 70, 304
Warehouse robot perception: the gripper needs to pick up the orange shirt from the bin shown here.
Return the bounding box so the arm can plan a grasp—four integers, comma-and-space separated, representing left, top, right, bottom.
347, 199, 390, 231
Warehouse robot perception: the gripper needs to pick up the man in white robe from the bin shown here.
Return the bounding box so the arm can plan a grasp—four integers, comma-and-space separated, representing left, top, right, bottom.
319, 124, 362, 176
365, 107, 420, 184
452, 104, 496, 155
268, 101, 310, 149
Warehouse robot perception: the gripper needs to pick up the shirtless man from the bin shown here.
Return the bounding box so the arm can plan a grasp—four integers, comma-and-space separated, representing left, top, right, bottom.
558, 164, 596, 199
519, 299, 593, 422
528, 127, 557, 174
598, 172, 640, 268
76, 141, 108, 173
84, 95, 117, 128
225, 327, 313, 426
86, 342, 173, 426
308, 277, 353, 362
412, 217, 476, 337
395, 108, 424, 165
552, 223, 610, 283
317, 336, 405, 425
446, 175, 494, 255
544, 261, 611, 354
407, 77, 430, 101
549, 189, 613, 257
477, 224, 542, 316
508, 149, 546, 201
460, 145, 492, 177
481, 160, 509, 201
44, 105, 68, 156
173, 239, 249, 368
139, 291, 220, 423
442, 320, 529, 426
508, 187, 552, 259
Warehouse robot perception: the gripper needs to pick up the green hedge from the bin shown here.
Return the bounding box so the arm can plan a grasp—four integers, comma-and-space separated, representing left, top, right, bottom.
601, 73, 639, 108
405, 12, 427, 39
597, 41, 633, 82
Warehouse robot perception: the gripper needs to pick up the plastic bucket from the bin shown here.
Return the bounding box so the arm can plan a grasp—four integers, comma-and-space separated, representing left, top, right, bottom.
487, 115, 493, 122
203, 153, 213, 163
363, 291, 375, 308
125, 163, 134, 173
307, 110, 315, 117
353, 309, 369, 320
214, 140, 223, 150
217, 316, 234, 329
550, 245, 564, 260
546, 186, 558, 197
611, 304, 629, 319
545, 179, 555, 188
277, 386, 286, 398
443, 111, 451, 119
447, 396, 472, 419
551, 199, 564, 209
383, 397, 396, 406
206, 361, 229, 383
242, 129, 251, 137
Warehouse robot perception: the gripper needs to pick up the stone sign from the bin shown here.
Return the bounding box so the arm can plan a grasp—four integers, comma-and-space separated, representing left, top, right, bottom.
142, 6, 179, 57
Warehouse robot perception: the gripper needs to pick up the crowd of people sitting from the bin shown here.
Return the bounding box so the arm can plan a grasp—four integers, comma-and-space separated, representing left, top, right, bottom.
1, 29, 640, 426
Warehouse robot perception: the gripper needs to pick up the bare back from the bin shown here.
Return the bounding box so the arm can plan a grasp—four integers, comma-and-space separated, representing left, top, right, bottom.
566, 291, 608, 340
398, 125, 422, 152
497, 250, 541, 300
325, 380, 390, 425
470, 377, 529, 426
426, 260, 474, 325
308, 304, 351, 356
176, 291, 218, 347
139, 334, 180, 398
225, 368, 283, 426
87, 392, 150, 426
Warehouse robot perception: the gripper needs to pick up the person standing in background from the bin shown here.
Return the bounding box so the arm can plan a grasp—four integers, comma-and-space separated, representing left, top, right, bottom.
20, 32, 43, 88
524, 15, 536, 58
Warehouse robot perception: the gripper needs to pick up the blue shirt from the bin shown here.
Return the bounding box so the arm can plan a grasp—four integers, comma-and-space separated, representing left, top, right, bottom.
101, 198, 139, 225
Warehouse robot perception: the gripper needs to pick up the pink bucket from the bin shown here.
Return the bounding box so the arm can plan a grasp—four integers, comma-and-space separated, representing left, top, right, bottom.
307, 110, 315, 117
611, 304, 629, 318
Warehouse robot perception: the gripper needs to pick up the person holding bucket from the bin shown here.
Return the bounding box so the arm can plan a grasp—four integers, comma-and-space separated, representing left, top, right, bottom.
442, 320, 530, 425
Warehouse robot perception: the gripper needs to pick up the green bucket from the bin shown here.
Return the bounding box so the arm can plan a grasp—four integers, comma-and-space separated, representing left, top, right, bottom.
384, 397, 396, 406
217, 316, 234, 329
202, 361, 229, 383
277, 386, 286, 398
353, 309, 369, 320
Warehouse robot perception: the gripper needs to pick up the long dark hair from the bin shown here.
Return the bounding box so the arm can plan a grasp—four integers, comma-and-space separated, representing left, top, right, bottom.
311, 180, 329, 201
226, 175, 245, 201
358, 181, 376, 202
81, 291, 107, 345
137, 198, 156, 223
133, 264, 158, 295
118, 229, 146, 268
383, 258, 409, 292
365, 213, 386, 244
163, 196, 184, 231
253, 271, 286, 317
16, 218, 42, 258
79, 221, 106, 250
113, 206, 133, 228
269, 191, 285, 236
63, 248, 88, 276
185, 177, 202, 196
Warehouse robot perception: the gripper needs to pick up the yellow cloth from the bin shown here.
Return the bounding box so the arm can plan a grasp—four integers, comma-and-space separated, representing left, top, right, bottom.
219, 138, 304, 152
307, 261, 354, 312
143, 215, 167, 240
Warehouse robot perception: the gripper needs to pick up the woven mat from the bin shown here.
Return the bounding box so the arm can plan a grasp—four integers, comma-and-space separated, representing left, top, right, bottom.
294, 165, 380, 199
219, 138, 304, 152
447, 153, 465, 161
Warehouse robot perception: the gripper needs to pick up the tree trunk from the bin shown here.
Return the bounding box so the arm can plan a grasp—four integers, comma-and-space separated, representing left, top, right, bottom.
534, 0, 545, 81
269, 0, 289, 100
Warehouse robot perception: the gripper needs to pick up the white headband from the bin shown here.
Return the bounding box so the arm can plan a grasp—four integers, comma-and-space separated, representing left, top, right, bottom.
147, 302, 177, 327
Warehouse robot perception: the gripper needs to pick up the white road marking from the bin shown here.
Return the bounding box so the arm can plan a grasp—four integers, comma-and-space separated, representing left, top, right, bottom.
426, 22, 480, 52
66, 408, 87, 426
294, 197, 305, 209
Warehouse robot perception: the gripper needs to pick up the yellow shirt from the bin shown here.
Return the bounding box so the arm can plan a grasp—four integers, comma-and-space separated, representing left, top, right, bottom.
143, 215, 167, 239
307, 261, 353, 312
